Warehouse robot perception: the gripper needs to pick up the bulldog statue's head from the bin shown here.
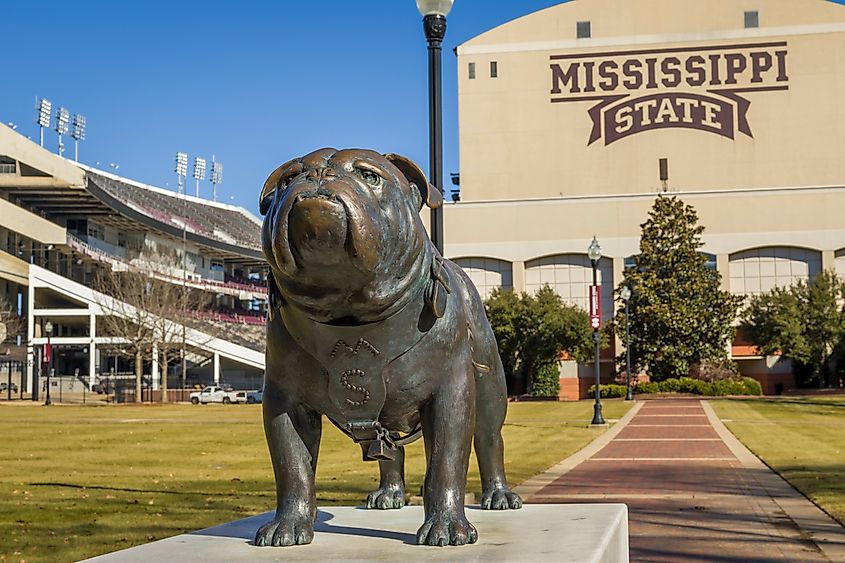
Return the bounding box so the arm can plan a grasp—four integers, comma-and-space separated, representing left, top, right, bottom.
260, 148, 442, 323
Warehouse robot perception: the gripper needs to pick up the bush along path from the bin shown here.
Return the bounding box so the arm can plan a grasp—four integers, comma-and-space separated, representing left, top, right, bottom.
525, 398, 844, 562
590, 376, 762, 398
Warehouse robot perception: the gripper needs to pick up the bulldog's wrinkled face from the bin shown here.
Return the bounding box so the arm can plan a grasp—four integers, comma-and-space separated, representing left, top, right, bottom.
260, 148, 441, 321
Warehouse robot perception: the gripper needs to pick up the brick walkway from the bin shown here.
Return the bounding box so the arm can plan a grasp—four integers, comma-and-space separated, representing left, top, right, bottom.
529, 399, 833, 562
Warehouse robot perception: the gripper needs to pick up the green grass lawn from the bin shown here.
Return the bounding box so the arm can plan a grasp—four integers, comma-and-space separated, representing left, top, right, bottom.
711, 395, 845, 526
0, 399, 631, 562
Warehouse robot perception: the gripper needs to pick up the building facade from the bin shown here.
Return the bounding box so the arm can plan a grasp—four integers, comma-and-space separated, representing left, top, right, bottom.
445, 0, 845, 397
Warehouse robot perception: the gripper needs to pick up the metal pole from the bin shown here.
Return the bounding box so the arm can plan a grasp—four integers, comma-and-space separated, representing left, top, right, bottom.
423, 14, 446, 254
6, 361, 11, 401
45, 336, 52, 406
625, 299, 633, 401
181, 177, 188, 396
590, 259, 605, 425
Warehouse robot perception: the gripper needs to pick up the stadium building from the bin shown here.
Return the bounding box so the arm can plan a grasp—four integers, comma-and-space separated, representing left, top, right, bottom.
0, 123, 268, 400
444, 0, 845, 398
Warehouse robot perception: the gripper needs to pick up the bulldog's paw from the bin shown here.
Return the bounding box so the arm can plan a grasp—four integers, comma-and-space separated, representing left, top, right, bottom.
254, 510, 314, 547
366, 485, 405, 510
416, 510, 478, 546
481, 486, 523, 510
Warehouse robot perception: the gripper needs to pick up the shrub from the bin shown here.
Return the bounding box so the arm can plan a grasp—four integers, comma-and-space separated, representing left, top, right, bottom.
532, 364, 561, 398
659, 378, 681, 392
711, 377, 762, 396
587, 384, 628, 398
634, 381, 659, 395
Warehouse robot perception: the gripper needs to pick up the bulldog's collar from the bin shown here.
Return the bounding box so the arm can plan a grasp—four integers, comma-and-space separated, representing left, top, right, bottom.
275, 253, 451, 460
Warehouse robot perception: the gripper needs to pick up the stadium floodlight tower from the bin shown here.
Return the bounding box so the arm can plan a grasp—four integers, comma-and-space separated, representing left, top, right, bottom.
210, 158, 223, 202
54, 107, 70, 156
36, 98, 52, 147
71, 114, 86, 161
193, 157, 206, 198
175, 152, 188, 194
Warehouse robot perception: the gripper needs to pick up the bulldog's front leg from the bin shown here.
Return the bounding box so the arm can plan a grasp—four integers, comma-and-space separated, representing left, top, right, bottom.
416, 368, 478, 546
255, 380, 322, 547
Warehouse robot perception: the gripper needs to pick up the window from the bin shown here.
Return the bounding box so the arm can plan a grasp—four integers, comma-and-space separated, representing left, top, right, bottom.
744, 10, 759, 28
468, 62, 476, 79
490, 61, 498, 78
577, 21, 591, 39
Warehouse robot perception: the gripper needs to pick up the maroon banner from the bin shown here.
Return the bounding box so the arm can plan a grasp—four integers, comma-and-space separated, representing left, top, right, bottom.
589, 285, 601, 329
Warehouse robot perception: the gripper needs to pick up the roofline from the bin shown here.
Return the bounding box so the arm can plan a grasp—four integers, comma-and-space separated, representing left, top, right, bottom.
84, 175, 264, 261
74, 162, 262, 227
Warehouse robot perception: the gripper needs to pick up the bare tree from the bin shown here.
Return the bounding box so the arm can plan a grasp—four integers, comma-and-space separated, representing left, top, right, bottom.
0, 296, 24, 360
95, 256, 216, 403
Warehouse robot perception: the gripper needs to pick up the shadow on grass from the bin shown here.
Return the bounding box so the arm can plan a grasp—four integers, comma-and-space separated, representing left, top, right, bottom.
28, 481, 273, 498
722, 396, 845, 410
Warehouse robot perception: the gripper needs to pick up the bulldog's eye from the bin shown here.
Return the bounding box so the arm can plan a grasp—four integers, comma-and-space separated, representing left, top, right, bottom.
359, 169, 383, 188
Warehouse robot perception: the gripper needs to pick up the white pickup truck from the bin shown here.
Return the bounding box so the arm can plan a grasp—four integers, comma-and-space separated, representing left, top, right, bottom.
190, 386, 247, 405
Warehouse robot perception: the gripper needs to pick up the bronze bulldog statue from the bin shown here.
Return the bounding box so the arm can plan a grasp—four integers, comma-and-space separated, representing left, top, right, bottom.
255, 148, 521, 548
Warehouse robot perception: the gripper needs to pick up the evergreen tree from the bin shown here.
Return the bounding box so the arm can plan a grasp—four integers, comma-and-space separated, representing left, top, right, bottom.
741, 269, 845, 387
617, 196, 742, 380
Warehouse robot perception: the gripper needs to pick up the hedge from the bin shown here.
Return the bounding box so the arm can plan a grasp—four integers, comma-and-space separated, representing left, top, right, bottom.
589, 376, 762, 398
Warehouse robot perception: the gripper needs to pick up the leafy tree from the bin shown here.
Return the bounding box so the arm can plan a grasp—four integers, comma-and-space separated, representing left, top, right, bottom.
0, 296, 24, 360
485, 285, 598, 395
741, 269, 845, 387
617, 196, 742, 381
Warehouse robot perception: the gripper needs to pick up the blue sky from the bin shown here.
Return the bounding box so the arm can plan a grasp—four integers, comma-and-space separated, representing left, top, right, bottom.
2, 1, 843, 216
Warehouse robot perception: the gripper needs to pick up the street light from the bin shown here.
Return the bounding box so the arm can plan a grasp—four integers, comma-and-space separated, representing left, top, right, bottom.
44, 321, 53, 406
620, 284, 633, 401
587, 236, 605, 425
417, 0, 453, 254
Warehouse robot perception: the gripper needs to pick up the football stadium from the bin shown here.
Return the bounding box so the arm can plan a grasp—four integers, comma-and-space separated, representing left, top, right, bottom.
0, 122, 268, 400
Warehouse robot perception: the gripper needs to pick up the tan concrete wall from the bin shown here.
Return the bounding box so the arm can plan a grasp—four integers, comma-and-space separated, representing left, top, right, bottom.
457, 0, 845, 202
0, 198, 67, 246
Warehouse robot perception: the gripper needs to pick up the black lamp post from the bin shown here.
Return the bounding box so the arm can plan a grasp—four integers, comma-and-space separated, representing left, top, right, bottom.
417, 0, 453, 254
44, 321, 53, 406
588, 237, 605, 425
621, 284, 633, 401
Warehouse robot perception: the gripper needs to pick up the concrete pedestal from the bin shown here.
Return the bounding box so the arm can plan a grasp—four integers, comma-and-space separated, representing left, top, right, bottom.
83, 504, 629, 562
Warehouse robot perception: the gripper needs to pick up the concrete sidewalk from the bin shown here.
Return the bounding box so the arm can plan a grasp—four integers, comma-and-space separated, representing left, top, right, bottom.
519, 398, 845, 562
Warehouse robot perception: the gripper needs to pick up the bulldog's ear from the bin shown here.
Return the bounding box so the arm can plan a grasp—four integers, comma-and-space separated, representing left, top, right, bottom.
260, 158, 303, 215
384, 153, 443, 210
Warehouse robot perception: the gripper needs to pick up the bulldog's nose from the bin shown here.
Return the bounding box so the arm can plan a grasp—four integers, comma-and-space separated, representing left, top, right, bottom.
306, 167, 337, 181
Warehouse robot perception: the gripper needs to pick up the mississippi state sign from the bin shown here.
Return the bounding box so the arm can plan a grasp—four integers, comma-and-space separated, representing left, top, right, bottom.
550, 41, 789, 145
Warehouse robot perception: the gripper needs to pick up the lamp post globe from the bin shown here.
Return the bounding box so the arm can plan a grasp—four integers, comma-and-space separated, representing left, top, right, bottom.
620, 285, 633, 401
44, 321, 53, 406
588, 237, 605, 425
416, 0, 453, 254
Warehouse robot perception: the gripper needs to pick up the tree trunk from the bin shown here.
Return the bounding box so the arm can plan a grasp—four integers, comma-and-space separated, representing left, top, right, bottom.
160, 351, 169, 403
135, 349, 143, 403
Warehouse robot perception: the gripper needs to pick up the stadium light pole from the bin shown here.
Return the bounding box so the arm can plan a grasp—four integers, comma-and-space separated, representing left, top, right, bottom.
621, 284, 633, 401
588, 236, 605, 426
55, 107, 70, 157
210, 158, 223, 203
193, 157, 206, 198
44, 321, 53, 406
36, 98, 51, 147
417, 0, 452, 254
175, 152, 189, 397
71, 114, 86, 162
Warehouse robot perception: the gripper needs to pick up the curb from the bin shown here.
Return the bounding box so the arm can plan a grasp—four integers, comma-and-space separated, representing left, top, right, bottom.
702, 400, 845, 562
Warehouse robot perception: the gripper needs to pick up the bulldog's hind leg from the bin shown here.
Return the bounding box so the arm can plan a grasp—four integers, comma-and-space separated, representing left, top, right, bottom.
364, 445, 406, 509
255, 379, 322, 547
473, 336, 523, 510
